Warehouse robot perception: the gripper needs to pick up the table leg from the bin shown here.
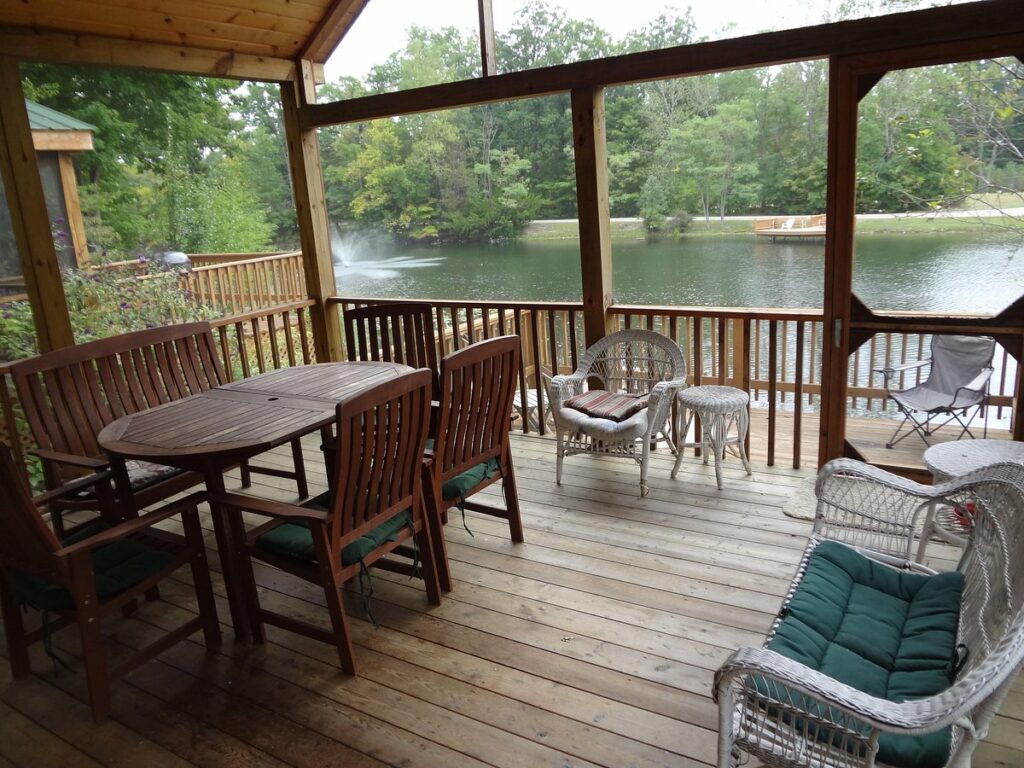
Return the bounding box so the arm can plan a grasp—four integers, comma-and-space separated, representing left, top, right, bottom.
204, 469, 253, 640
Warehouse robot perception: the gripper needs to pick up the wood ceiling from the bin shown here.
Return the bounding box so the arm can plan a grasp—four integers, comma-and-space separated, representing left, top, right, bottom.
0, 0, 371, 80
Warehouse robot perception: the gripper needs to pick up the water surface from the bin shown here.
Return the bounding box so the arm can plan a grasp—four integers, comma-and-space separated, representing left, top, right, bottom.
334, 232, 1024, 314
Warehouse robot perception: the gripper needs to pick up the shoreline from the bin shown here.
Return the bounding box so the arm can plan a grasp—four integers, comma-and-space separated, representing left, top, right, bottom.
521, 210, 1024, 241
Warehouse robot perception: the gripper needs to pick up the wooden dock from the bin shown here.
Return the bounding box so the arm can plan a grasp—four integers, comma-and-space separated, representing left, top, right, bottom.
2, 430, 1021, 768
754, 213, 826, 239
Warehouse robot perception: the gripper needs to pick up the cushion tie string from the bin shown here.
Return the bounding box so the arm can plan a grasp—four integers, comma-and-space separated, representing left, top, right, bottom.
357, 560, 378, 627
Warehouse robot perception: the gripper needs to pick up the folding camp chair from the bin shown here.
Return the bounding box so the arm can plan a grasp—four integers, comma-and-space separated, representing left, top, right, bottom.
878, 334, 995, 448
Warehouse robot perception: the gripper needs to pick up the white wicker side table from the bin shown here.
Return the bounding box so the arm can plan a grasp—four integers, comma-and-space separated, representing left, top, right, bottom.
916, 439, 1024, 561
670, 385, 752, 490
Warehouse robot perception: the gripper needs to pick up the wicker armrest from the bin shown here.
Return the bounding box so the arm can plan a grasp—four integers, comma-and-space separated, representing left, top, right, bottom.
813, 459, 938, 556
715, 646, 969, 734
548, 373, 585, 409
646, 378, 687, 430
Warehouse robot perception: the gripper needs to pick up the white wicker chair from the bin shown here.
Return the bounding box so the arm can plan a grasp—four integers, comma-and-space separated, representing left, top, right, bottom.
548, 329, 687, 496
714, 458, 1024, 768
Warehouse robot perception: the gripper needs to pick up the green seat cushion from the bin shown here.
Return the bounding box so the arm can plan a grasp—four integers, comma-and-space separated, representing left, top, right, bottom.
8, 522, 174, 613
426, 438, 501, 501
255, 496, 413, 567
766, 540, 964, 768
443, 457, 500, 501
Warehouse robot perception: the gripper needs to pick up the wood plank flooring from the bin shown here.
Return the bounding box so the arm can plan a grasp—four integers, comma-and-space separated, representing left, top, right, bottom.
2, 432, 1022, 767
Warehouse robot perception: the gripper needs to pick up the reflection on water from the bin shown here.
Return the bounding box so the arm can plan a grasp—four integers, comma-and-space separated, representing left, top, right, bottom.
334, 231, 1023, 314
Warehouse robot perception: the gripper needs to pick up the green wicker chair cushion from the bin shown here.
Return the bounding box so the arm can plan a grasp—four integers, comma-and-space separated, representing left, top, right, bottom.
767, 540, 964, 768
8, 522, 174, 613
564, 390, 649, 422
255, 501, 413, 567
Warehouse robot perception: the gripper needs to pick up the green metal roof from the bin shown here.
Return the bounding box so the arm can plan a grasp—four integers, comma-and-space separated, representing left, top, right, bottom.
25, 100, 96, 132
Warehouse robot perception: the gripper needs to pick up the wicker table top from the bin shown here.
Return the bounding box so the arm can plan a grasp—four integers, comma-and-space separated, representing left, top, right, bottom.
923, 439, 1024, 481
677, 385, 749, 414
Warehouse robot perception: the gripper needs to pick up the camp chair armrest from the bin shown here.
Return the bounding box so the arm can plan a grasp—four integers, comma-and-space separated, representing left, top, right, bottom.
55, 491, 208, 556
960, 366, 994, 394
31, 448, 109, 470
210, 492, 329, 523
32, 469, 114, 507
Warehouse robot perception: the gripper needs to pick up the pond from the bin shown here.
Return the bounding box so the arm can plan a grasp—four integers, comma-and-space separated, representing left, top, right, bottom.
334, 231, 1024, 315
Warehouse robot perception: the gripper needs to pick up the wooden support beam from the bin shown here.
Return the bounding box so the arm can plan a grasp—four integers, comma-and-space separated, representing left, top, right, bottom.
280, 61, 343, 363
0, 56, 74, 352
570, 87, 613, 348
478, 0, 497, 77
0, 26, 298, 82
58, 153, 89, 266
299, 0, 370, 65
300, 1, 1024, 128
31, 130, 93, 152
818, 57, 859, 467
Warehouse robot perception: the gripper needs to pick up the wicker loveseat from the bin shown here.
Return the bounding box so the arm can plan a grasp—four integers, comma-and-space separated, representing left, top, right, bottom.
715, 458, 1024, 768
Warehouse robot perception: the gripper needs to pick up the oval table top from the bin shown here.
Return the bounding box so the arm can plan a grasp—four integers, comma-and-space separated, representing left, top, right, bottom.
98, 361, 412, 469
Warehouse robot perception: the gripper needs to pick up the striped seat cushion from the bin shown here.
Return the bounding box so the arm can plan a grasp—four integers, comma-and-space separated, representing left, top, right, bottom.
565, 390, 649, 422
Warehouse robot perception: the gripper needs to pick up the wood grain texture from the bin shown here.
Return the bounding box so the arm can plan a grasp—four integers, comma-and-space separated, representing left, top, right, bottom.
8, 431, 1018, 766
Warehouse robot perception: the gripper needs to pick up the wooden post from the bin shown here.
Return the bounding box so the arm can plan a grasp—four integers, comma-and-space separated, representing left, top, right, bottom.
477, 0, 497, 77
0, 56, 74, 352
571, 87, 613, 349
281, 60, 344, 362
58, 153, 89, 266
818, 56, 860, 466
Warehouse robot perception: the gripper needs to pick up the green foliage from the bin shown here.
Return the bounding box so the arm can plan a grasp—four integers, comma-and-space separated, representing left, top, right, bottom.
0, 265, 216, 363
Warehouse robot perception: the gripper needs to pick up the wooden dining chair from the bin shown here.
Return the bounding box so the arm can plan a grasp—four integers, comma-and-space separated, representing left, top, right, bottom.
343, 302, 440, 395
323, 301, 441, 480
212, 368, 442, 673
0, 445, 221, 721
424, 336, 524, 592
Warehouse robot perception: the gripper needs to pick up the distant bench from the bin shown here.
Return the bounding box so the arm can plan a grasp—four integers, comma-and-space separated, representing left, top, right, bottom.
754, 213, 827, 239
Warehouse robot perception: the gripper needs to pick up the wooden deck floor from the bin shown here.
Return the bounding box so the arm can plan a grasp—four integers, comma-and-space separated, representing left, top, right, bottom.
3, 432, 1023, 767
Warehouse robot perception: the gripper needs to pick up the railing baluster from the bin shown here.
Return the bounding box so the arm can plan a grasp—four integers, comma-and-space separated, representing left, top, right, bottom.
794, 322, 804, 469
768, 319, 777, 467
513, 308, 529, 434
529, 309, 545, 435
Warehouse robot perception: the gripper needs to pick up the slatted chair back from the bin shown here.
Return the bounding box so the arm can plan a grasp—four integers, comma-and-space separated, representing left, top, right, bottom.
0, 446, 63, 584
328, 368, 433, 553
343, 303, 439, 395
433, 336, 520, 485
11, 322, 227, 461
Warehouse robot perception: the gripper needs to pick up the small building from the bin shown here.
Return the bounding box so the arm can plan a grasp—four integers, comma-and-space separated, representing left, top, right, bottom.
0, 100, 95, 298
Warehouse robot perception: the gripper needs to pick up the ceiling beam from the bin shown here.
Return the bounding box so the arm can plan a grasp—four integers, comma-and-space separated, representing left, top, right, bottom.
0, 26, 298, 82
300, 0, 1024, 128
299, 0, 370, 64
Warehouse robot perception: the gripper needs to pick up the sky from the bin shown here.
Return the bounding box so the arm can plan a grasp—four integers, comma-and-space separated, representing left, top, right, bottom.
324, 0, 848, 82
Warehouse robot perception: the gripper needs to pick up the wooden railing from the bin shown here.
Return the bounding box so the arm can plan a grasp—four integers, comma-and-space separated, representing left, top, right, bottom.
184, 251, 306, 313
0, 299, 318, 485
333, 296, 1020, 470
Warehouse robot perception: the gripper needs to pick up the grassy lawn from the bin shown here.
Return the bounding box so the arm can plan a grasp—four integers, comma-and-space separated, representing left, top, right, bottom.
520, 210, 1024, 240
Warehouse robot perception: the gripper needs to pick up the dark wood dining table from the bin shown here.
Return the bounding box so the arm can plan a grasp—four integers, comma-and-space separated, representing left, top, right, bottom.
98, 361, 412, 638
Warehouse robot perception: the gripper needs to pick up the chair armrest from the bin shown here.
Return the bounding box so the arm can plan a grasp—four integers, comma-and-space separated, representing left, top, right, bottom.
875, 359, 929, 390
813, 458, 939, 558
210, 492, 329, 523
55, 491, 208, 556
548, 373, 586, 412
32, 469, 114, 507
645, 378, 687, 434
715, 646, 972, 734
30, 448, 109, 470
960, 367, 994, 394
